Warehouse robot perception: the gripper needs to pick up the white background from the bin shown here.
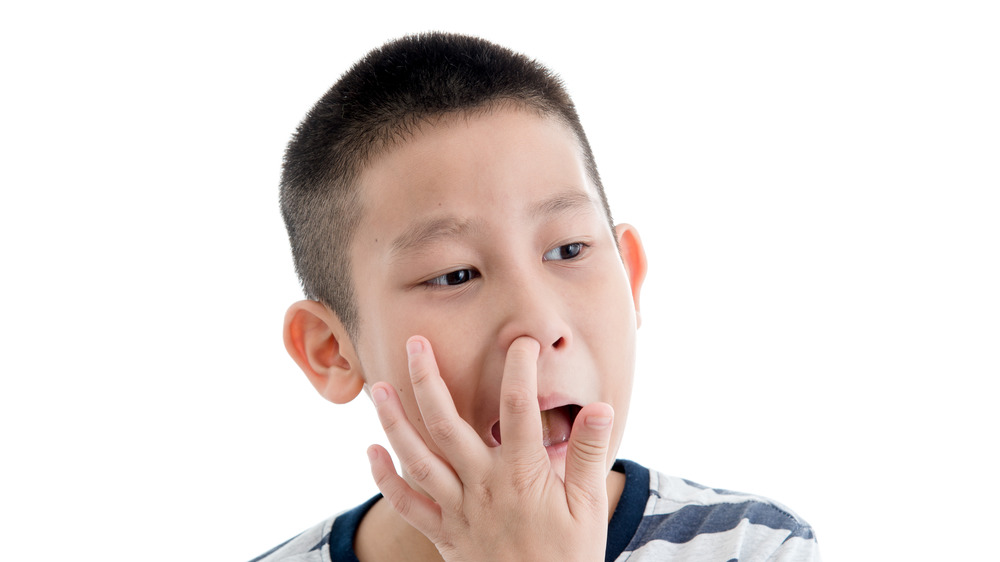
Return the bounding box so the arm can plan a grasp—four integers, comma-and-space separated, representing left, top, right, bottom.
2, 2, 997, 560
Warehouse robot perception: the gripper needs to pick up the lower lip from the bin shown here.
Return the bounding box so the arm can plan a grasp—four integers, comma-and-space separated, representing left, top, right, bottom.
544, 439, 569, 460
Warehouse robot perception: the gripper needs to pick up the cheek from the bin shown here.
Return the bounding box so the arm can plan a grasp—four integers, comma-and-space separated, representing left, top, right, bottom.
375, 304, 495, 422
355, 307, 413, 399
427, 331, 495, 421
365, 292, 439, 374
579, 276, 637, 402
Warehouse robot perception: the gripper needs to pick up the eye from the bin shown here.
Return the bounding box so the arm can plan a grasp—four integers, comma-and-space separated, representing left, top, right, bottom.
543, 242, 586, 261
425, 268, 480, 287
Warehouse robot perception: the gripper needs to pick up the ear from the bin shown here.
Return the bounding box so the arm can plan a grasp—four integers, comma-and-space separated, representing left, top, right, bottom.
283, 300, 365, 404
615, 224, 648, 328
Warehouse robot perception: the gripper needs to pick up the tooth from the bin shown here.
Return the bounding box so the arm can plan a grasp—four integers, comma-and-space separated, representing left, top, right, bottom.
540, 410, 551, 447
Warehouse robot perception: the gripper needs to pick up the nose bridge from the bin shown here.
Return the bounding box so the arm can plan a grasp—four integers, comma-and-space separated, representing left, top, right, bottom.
494, 266, 571, 353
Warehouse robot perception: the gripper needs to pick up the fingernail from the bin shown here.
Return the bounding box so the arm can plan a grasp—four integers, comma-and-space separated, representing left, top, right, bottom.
406, 338, 424, 356
586, 415, 612, 429
366, 446, 378, 463
372, 385, 388, 405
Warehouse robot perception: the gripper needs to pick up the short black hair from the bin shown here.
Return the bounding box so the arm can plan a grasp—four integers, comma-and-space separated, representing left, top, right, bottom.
281, 32, 612, 336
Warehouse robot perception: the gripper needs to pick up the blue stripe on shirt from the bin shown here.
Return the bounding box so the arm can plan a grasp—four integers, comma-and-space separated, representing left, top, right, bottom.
637, 500, 814, 545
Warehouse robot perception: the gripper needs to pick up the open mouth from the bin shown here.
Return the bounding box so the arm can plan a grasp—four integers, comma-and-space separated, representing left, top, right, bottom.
490, 404, 582, 447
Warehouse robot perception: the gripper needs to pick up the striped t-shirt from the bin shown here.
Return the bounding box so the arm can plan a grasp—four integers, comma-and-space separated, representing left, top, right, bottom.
251, 460, 820, 562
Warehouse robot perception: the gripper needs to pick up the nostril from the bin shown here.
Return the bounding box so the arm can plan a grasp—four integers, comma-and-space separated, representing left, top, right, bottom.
552, 336, 565, 349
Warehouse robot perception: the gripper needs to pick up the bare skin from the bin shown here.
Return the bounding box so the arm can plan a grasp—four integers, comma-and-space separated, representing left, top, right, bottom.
364, 336, 624, 562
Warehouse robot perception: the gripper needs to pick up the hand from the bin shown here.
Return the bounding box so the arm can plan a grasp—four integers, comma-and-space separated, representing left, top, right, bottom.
366, 335, 615, 562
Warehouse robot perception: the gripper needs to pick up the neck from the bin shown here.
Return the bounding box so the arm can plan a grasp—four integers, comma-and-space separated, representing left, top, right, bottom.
354, 469, 627, 562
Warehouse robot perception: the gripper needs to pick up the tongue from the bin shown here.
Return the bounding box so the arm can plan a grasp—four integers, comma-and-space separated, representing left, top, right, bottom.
541, 407, 573, 447
492, 407, 574, 447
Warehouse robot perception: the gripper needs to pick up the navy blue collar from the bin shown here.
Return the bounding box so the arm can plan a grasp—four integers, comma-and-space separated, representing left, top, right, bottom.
606, 459, 648, 562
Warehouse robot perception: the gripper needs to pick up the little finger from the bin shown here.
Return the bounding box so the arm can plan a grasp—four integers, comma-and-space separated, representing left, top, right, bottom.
367, 444, 443, 541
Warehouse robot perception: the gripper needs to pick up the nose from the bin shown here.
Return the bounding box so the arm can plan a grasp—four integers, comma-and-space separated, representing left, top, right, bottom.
495, 277, 572, 355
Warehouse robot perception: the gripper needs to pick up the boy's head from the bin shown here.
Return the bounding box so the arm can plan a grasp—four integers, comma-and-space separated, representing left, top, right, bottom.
282, 33, 647, 479
281, 32, 613, 338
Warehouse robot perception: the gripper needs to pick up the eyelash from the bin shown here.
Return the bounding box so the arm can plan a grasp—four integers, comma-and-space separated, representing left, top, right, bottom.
423, 242, 590, 287
425, 268, 481, 287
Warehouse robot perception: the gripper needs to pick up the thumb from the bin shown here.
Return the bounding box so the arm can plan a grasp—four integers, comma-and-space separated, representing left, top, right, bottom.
563, 402, 614, 518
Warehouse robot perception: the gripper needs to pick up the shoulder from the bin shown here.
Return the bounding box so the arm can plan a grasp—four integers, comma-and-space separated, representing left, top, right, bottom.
249, 495, 381, 562
618, 462, 821, 562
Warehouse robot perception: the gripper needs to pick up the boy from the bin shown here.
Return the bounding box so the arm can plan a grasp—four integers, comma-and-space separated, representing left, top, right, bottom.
257, 33, 820, 562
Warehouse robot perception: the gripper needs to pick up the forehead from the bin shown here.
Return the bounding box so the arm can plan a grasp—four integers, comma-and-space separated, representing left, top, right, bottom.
353, 108, 597, 236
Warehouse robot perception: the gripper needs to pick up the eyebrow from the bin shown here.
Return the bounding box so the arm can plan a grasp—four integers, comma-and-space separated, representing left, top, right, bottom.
528, 190, 596, 220
390, 216, 481, 258
388, 189, 597, 258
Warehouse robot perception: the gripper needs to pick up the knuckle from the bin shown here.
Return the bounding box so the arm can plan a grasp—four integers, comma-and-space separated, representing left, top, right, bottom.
387, 487, 413, 516
445, 493, 467, 515
436, 539, 458, 556
424, 413, 459, 445
568, 485, 605, 513
474, 475, 495, 505
409, 364, 433, 386
372, 464, 397, 489
379, 410, 402, 435
502, 387, 534, 415
405, 456, 434, 484
570, 438, 607, 463
507, 460, 546, 493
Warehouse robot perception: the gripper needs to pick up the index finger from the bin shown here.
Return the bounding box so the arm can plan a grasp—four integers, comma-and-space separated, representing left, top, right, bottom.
498, 337, 548, 466
406, 336, 487, 475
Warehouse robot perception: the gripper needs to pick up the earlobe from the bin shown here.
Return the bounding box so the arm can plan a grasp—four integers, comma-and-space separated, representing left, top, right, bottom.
614, 224, 648, 328
283, 300, 365, 404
